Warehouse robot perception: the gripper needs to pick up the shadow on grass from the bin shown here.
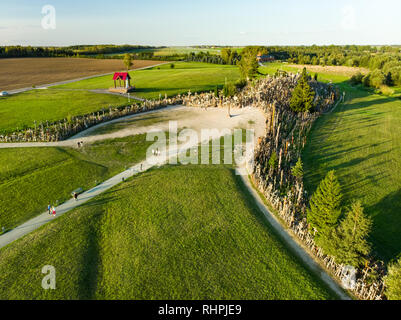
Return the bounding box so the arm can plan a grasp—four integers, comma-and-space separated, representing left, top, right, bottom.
77, 215, 102, 299
367, 188, 401, 263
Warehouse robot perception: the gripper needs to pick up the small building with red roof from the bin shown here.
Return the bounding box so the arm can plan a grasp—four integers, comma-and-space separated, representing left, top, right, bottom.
109, 72, 135, 94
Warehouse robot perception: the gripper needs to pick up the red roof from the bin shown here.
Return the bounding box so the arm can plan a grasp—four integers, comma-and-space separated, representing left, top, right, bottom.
113, 72, 131, 81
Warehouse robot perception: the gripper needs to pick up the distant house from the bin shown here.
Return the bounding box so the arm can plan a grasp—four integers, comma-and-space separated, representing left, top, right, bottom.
109, 72, 134, 94
256, 53, 275, 63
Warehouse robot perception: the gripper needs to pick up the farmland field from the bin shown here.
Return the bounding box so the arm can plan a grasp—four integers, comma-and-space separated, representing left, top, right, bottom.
0, 58, 162, 91
259, 62, 362, 84
0, 165, 337, 300
102, 46, 232, 57
54, 62, 241, 99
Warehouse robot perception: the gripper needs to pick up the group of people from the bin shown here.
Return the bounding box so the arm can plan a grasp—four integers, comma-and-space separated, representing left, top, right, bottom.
47, 204, 56, 217
152, 148, 161, 156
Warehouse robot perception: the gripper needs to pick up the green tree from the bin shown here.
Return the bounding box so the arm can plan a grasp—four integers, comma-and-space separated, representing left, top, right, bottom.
329, 202, 372, 266
221, 48, 233, 65
123, 53, 133, 71
307, 170, 342, 245
350, 72, 364, 85
222, 82, 236, 97
369, 69, 386, 88
237, 50, 259, 80
291, 158, 304, 180
268, 152, 277, 170
385, 257, 401, 300
214, 86, 219, 97
290, 68, 315, 112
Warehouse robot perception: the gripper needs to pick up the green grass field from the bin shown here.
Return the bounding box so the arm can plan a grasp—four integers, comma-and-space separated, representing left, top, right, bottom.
260, 62, 401, 261
0, 134, 153, 230
0, 165, 337, 300
103, 46, 226, 57
303, 84, 401, 262
0, 89, 130, 134
54, 62, 240, 99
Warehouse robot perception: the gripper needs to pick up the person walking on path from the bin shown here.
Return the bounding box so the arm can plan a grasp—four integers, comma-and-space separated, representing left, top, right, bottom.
52, 206, 56, 217
74, 192, 78, 201
47, 203, 51, 215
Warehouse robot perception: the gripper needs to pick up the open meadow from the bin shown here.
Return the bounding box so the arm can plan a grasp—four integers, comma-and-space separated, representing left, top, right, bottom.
102, 46, 226, 58
0, 165, 337, 300
0, 89, 131, 134
54, 62, 240, 99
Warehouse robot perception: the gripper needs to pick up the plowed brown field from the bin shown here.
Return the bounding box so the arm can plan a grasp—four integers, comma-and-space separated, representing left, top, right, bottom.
0, 58, 164, 91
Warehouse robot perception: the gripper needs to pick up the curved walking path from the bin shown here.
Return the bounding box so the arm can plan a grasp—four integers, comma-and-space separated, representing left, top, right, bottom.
0, 106, 265, 149
0, 106, 266, 249
0, 104, 350, 300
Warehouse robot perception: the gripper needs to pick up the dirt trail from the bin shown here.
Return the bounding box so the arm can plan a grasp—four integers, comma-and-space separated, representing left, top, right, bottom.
0, 106, 266, 149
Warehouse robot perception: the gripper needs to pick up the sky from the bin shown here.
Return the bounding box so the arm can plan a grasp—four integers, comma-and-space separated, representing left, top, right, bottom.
0, 0, 400, 46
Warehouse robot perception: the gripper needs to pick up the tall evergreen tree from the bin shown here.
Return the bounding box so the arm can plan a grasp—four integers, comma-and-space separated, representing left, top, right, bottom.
385, 257, 401, 300
328, 202, 372, 266
237, 49, 259, 80
290, 68, 315, 112
307, 170, 342, 246
291, 157, 304, 180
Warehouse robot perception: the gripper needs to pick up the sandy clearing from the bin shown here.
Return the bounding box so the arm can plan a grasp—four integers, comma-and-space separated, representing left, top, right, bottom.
0, 106, 267, 149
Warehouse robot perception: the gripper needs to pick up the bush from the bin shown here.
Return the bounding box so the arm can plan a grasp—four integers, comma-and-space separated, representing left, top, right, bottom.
369, 70, 386, 88
268, 152, 277, 170
235, 79, 247, 90
362, 74, 371, 87
350, 72, 364, 86
222, 82, 237, 97
379, 85, 395, 96
385, 257, 401, 300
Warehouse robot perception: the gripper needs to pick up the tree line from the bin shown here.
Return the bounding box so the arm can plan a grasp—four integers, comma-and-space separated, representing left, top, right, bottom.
0, 45, 158, 59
